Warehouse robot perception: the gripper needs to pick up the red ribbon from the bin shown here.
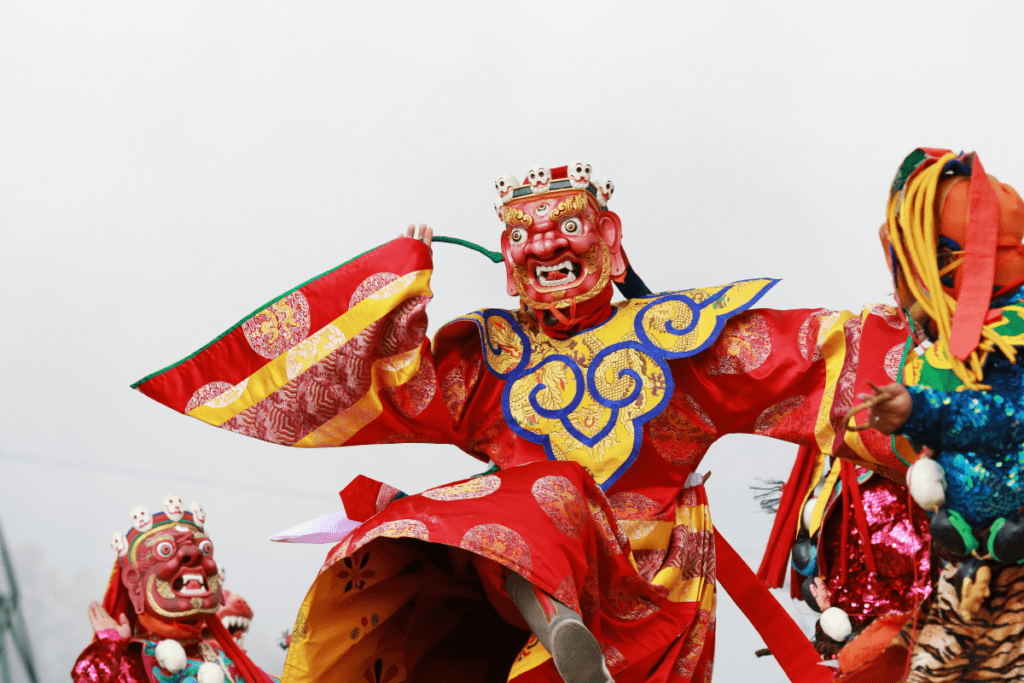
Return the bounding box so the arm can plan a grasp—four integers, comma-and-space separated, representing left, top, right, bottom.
950, 155, 1000, 360
842, 461, 877, 577
205, 614, 274, 683
757, 445, 818, 589
715, 527, 834, 683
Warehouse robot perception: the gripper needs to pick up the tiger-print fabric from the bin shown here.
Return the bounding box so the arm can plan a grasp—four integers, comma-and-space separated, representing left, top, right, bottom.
902, 561, 1024, 682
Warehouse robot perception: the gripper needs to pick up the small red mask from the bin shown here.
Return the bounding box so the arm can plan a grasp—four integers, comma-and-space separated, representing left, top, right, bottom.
121, 521, 222, 624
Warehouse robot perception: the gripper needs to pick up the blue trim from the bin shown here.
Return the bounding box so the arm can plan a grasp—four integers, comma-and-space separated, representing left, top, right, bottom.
465, 279, 779, 490
793, 545, 819, 576
474, 308, 532, 379
528, 354, 586, 420
942, 158, 972, 177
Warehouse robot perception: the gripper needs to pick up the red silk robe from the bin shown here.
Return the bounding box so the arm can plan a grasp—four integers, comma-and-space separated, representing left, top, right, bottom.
135, 238, 913, 683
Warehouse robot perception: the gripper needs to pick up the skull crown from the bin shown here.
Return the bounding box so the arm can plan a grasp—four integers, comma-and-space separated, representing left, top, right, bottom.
113, 494, 207, 554
494, 162, 611, 217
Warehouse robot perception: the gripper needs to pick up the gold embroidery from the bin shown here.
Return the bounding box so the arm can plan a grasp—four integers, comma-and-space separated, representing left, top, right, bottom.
467, 279, 776, 486
550, 193, 587, 220
502, 207, 534, 227
292, 606, 309, 644
145, 575, 219, 619
155, 578, 175, 599
256, 301, 300, 346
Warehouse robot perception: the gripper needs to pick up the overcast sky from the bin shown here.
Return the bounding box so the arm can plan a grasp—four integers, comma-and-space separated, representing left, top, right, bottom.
2, 2, 1023, 681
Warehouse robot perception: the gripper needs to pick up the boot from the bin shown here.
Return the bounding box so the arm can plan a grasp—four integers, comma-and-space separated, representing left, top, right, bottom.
930, 509, 979, 557
988, 514, 1024, 564
506, 571, 613, 683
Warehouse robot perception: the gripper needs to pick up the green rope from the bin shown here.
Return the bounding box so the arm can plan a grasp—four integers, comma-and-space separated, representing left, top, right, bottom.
433, 235, 503, 263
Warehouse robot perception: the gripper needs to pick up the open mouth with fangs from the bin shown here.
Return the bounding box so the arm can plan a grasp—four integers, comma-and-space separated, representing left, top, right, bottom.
221, 615, 252, 636
531, 258, 586, 291
172, 572, 211, 597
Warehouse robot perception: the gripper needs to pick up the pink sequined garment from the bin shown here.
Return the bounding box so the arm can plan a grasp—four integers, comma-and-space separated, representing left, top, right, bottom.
820, 473, 932, 624
71, 639, 148, 683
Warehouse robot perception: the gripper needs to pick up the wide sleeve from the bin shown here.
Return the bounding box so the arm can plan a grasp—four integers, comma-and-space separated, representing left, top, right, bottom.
133, 238, 492, 457
901, 383, 1024, 453
673, 304, 916, 479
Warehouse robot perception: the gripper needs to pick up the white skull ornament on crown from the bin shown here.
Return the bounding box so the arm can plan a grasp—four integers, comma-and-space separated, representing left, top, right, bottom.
495, 174, 519, 204
189, 502, 206, 529
568, 161, 592, 189
526, 165, 550, 194
494, 198, 504, 220
130, 505, 153, 532
110, 532, 129, 557
162, 494, 184, 522
594, 177, 614, 208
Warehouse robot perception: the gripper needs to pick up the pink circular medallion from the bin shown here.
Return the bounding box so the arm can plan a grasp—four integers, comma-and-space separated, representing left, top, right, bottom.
706, 313, 771, 375
422, 475, 501, 501
532, 476, 588, 539
242, 292, 311, 359
459, 524, 532, 576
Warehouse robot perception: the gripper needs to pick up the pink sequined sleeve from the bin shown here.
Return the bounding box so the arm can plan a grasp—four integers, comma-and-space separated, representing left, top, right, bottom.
71, 639, 148, 683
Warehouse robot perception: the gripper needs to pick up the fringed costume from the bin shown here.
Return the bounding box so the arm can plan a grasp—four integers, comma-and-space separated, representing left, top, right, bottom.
870, 148, 1024, 681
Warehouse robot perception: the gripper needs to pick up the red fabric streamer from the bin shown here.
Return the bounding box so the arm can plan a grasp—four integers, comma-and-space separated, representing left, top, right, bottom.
537, 285, 614, 338
715, 527, 834, 683
950, 155, 1000, 360
97, 561, 136, 642
842, 461, 877, 575
835, 643, 910, 682
340, 474, 383, 522
758, 445, 817, 589
137, 612, 204, 641
839, 467, 851, 586
205, 614, 273, 683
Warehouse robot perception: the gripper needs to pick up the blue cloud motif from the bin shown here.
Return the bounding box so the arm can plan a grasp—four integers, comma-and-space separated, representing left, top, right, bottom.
463, 279, 778, 490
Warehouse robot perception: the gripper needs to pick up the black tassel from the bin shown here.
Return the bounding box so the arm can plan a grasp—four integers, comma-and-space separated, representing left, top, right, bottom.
750, 478, 785, 514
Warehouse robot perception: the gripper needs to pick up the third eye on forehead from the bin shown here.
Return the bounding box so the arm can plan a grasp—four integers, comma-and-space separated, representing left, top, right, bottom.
527, 201, 587, 221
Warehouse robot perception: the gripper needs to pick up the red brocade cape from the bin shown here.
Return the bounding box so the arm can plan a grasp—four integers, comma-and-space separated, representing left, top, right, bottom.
135, 238, 914, 683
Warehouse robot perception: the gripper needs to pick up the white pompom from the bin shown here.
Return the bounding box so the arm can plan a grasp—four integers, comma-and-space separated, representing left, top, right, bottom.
906, 458, 946, 511
197, 662, 226, 683
154, 639, 187, 673
820, 607, 852, 641
802, 496, 819, 531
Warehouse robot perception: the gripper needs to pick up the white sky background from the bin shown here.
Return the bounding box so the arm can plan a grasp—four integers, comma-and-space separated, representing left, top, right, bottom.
1, 1, 1023, 681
